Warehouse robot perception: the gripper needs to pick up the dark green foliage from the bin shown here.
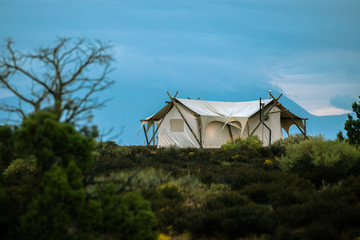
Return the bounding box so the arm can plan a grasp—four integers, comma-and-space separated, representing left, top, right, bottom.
184, 192, 275, 239
94, 184, 158, 240
337, 130, 345, 142
280, 136, 360, 186
15, 111, 95, 172
80, 125, 99, 138
21, 161, 85, 240
2, 111, 360, 239
93, 141, 360, 239
0, 125, 16, 170
345, 96, 360, 146
142, 182, 184, 233
0, 162, 40, 239
0, 112, 159, 240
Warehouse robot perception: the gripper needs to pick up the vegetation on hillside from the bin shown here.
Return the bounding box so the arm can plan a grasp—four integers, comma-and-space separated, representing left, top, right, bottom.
1, 110, 360, 239
0, 112, 158, 240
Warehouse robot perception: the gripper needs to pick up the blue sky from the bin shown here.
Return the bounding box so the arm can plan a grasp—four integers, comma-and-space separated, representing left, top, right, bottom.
0, 0, 359, 144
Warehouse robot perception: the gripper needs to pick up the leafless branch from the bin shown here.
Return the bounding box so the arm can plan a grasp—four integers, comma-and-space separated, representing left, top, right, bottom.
0, 37, 114, 123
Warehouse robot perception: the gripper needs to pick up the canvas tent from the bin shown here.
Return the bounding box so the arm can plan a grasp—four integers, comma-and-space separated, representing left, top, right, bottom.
140, 92, 307, 148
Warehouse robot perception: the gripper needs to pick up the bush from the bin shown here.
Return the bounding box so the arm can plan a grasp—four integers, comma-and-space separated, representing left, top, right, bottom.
283, 133, 307, 145
280, 136, 360, 185
0, 125, 16, 170
21, 161, 159, 240
96, 184, 159, 240
186, 192, 275, 239
15, 111, 95, 173
142, 182, 184, 234
21, 161, 86, 240
222, 135, 263, 151
281, 136, 360, 170
3, 157, 37, 179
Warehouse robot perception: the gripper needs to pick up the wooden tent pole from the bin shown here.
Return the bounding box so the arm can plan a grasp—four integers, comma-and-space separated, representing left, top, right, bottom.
250, 122, 262, 136
227, 125, 234, 142
152, 124, 155, 146
283, 111, 308, 139
148, 118, 165, 146
196, 114, 203, 146
269, 92, 308, 140
167, 92, 202, 148
143, 125, 150, 146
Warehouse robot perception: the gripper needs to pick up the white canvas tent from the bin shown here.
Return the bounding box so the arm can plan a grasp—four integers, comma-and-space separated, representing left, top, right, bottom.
140, 92, 307, 148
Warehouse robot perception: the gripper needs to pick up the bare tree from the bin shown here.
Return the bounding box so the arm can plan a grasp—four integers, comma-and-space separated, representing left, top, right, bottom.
0, 38, 114, 123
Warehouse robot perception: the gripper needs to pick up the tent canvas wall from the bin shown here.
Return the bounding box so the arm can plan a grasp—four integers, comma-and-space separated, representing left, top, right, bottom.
141, 94, 307, 148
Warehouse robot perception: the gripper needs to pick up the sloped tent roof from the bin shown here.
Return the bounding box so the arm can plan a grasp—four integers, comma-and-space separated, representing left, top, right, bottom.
141, 98, 305, 136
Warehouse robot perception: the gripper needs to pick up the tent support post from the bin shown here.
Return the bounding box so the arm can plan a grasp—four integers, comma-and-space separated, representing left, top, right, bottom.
148, 118, 165, 147
143, 125, 150, 146
167, 92, 202, 148
304, 118, 308, 139
260, 97, 272, 145
250, 122, 261, 136
269, 92, 308, 140
152, 124, 155, 146
196, 114, 203, 147
284, 112, 307, 139
227, 125, 234, 142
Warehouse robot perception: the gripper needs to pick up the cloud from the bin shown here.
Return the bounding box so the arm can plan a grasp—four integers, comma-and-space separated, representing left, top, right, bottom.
268, 50, 360, 116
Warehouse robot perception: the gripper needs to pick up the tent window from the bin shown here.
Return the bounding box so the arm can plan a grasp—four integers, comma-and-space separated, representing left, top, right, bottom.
170, 119, 184, 132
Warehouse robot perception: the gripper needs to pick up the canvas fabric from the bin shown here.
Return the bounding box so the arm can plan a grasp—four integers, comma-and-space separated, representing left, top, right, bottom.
142, 98, 303, 148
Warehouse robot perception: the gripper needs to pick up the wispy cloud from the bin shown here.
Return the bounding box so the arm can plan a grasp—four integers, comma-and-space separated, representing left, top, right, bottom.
268, 50, 360, 116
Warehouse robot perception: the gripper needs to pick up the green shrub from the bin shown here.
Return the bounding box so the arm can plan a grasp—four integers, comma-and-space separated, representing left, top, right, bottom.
142, 182, 184, 234
281, 136, 360, 170
186, 192, 275, 239
15, 111, 95, 173
280, 136, 360, 185
0, 125, 16, 170
222, 135, 263, 151
3, 157, 38, 179
21, 161, 85, 240
21, 161, 158, 240
96, 184, 159, 240
283, 133, 307, 145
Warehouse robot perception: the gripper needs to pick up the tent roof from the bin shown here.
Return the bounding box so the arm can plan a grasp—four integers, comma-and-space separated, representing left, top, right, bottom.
141, 98, 284, 122
176, 98, 273, 117
141, 97, 305, 123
